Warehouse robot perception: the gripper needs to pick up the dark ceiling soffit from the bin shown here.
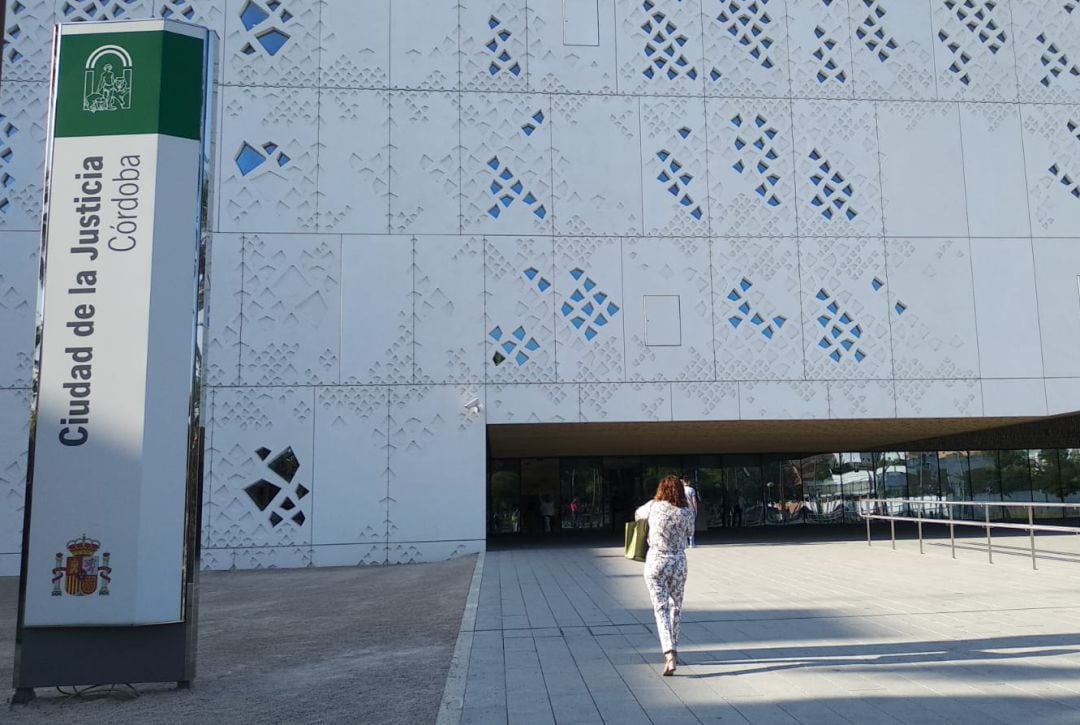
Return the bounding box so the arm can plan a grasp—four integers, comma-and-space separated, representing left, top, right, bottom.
485, 414, 1080, 458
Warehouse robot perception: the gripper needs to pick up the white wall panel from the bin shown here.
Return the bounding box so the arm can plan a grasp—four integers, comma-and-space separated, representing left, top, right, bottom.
310, 543, 388, 567
0, 81, 48, 232
414, 235, 486, 384
527, 0, 616, 94
981, 378, 1047, 417
387, 540, 485, 565
484, 236, 556, 383
462, 93, 553, 236
615, 0, 704, 96
895, 379, 982, 417
205, 233, 243, 386
580, 381, 671, 422
640, 96, 709, 237
222, 0, 320, 87
1022, 104, 1080, 238
886, 237, 979, 379
702, 0, 791, 99
387, 385, 485, 542
55, 0, 153, 21
390, 91, 461, 235
848, 0, 936, 101
0, 231, 38, 388
461, 0, 528, 92
389, 0, 460, 90
217, 86, 319, 233
706, 97, 797, 238
739, 380, 829, 420
0, 388, 29, 576
242, 233, 341, 385
787, 0, 853, 99
623, 237, 714, 381
312, 386, 388, 545
878, 102, 967, 238
317, 89, 390, 234
551, 94, 641, 236
929, 0, 1018, 102
970, 237, 1044, 379
827, 380, 896, 419
792, 99, 883, 238
1046, 378, 1080, 415
3, 0, 56, 82
320, 0, 390, 89
799, 237, 893, 380
1012, 0, 1080, 105
340, 235, 413, 385
672, 382, 739, 421
713, 237, 804, 381
553, 237, 626, 382
202, 545, 313, 571
205, 387, 315, 554
1032, 238, 1080, 378
486, 383, 579, 423
959, 103, 1031, 238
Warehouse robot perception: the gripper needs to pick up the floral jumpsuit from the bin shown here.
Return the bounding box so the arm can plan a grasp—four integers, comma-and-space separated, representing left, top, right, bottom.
635, 500, 694, 654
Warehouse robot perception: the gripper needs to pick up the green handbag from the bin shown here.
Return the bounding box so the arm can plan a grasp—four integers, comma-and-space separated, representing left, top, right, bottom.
624, 519, 649, 562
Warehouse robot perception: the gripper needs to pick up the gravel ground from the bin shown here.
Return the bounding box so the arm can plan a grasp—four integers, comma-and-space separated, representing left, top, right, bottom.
1, 556, 476, 725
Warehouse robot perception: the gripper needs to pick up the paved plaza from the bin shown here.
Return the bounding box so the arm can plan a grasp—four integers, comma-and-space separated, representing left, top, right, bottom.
1, 529, 1079, 724
453, 530, 1080, 725
1, 557, 475, 724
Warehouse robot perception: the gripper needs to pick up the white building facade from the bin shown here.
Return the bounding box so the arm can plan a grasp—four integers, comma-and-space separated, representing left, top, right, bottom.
2, 0, 1080, 573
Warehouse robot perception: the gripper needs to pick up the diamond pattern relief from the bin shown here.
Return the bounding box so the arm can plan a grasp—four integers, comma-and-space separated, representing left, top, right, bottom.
243, 445, 310, 528
808, 148, 857, 221
813, 288, 867, 364
731, 113, 783, 208
485, 15, 521, 77
238, 0, 293, 57
856, 0, 898, 62
560, 269, 621, 342
0, 116, 16, 218
714, 0, 777, 72
726, 278, 787, 341
641, 0, 699, 82
59, 0, 149, 22
1036, 33, 1080, 88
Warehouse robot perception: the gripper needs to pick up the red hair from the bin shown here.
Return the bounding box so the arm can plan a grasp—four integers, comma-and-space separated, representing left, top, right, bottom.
654, 475, 688, 508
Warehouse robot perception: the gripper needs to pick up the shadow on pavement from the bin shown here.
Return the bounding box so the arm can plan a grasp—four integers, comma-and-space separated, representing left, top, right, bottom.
1, 557, 475, 725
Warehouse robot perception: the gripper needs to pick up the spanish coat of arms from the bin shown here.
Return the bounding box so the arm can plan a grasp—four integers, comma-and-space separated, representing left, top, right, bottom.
51, 535, 112, 597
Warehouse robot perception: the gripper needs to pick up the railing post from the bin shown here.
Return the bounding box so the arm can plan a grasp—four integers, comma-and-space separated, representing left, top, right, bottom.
949, 502, 955, 560
917, 502, 924, 555
890, 514, 896, 551
1029, 506, 1037, 571
865, 498, 871, 547
985, 503, 993, 564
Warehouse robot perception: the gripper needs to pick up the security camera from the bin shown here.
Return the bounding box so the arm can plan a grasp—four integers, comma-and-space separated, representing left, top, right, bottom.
464, 397, 481, 414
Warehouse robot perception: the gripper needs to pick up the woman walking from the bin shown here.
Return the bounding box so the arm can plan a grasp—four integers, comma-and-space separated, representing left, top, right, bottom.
635, 475, 695, 676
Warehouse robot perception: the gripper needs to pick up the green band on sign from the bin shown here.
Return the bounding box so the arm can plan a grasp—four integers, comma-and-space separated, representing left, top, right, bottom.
54, 30, 205, 140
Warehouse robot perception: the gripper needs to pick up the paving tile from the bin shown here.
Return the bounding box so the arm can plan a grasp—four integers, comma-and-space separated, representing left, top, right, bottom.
460, 539, 1080, 724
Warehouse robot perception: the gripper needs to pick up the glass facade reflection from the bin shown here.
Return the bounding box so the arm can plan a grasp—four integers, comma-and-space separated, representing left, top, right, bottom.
486, 448, 1080, 536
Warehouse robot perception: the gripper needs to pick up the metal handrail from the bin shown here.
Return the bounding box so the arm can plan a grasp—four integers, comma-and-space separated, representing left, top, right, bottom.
861, 497, 1080, 570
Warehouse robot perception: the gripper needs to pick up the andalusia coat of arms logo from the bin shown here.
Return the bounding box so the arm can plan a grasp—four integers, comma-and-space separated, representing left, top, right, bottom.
82, 44, 133, 113
51, 535, 112, 597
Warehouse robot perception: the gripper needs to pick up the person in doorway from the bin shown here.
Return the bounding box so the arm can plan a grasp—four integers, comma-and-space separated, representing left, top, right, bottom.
570, 497, 580, 528
681, 478, 699, 548
539, 495, 556, 533
635, 476, 694, 676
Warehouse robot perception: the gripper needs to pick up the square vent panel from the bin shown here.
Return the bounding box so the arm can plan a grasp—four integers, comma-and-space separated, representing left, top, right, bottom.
643, 294, 682, 346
